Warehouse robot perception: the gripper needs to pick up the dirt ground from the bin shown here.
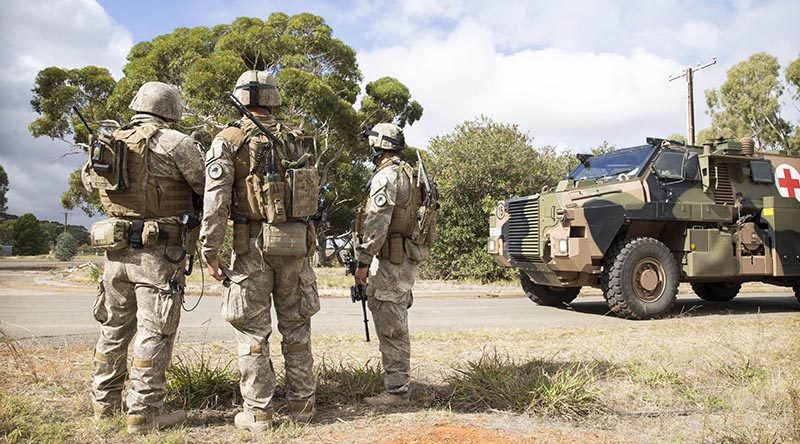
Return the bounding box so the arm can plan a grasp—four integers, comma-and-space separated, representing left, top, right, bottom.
1, 260, 799, 443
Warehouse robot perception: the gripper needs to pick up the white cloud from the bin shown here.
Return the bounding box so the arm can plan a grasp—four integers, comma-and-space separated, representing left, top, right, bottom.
0, 0, 132, 225
358, 0, 800, 150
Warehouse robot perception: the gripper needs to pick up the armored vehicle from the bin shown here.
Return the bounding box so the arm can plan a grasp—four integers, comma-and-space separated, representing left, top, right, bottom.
488, 137, 800, 319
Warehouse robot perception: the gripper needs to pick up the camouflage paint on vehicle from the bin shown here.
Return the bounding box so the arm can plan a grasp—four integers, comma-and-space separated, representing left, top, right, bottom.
488, 137, 800, 318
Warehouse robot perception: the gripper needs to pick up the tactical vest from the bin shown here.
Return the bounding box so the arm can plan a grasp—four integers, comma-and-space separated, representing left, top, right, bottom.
221, 117, 318, 223
358, 159, 435, 244
90, 122, 193, 219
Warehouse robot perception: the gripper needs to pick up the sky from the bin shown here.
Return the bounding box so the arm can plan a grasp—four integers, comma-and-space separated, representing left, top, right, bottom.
0, 0, 798, 227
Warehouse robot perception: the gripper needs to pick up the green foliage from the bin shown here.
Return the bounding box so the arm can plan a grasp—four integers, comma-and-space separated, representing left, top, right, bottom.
29, 12, 423, 234
444, 351, 602, 418
0, 164, 8, 214
11, 214, 48, 256
424, 117, 569, 282
53, 232, 78, 261
165, 352, 240, 409
29, 65, 116, 146
314, 359, 384, 405
359, 77, 424, 128
0, 220, 14, 245
60, 168, 99, 217
705, 53, 793, 150
0, 393, 72, 443
666, 133, 687, 144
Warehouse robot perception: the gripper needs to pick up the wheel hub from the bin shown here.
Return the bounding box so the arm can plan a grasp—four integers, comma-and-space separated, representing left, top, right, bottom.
633, 258, 665, 302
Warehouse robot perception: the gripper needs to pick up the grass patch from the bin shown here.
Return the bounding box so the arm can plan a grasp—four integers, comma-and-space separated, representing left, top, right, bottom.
626, 361, 725, 410
315, 359, 384, 405
165, 351, 240, 410
0, 393, 72, 443
443, 351, 603, 418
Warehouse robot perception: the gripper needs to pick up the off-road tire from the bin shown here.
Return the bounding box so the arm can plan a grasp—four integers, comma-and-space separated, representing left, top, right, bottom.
602, 237, 679, 320
691, 282, 741, 302
520, 270, 580, 307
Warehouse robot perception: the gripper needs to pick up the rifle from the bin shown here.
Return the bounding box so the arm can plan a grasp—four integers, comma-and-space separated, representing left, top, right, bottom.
344, 232, 370, 342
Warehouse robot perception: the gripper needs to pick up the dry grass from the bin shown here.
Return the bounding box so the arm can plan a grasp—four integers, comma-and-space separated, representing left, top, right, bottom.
1, 314, 799, 443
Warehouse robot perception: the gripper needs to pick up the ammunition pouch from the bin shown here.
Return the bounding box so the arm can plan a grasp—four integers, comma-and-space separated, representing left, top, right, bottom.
261, 222, 307, 256
90, 218, 183, 251
88, 134, 128, 192
90, 219, 131, 251
245, 174, 287, 224
378, 233, 405, 264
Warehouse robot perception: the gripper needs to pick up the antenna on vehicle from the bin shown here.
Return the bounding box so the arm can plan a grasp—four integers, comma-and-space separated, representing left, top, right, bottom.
669, 57, 716, 146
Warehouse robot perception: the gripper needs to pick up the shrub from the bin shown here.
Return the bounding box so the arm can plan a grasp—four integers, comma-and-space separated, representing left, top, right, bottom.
53, 232, 78, 261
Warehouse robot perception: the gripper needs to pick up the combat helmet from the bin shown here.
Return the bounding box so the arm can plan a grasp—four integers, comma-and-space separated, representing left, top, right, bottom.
363, 123, 406, 151
128, 81, 183, 121
233, 70, 281, 108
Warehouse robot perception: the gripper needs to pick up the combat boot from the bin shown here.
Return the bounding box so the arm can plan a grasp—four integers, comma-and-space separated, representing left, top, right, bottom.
288, 400, 315, 423
126, 410, 186, 435
364, 391, 410, 406
234, 410, 273, 432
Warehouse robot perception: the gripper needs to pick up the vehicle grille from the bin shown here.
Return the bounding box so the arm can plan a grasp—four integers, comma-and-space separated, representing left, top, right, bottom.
506, 196, 542, 263
714, 163, 735, 205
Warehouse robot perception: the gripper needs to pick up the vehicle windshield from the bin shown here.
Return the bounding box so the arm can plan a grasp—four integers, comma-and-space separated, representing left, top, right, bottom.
570, 145, 656, 181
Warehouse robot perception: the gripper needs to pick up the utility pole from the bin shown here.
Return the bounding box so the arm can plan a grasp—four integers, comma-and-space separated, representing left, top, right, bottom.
60, 212, 70, 235
669, 57, 716, 145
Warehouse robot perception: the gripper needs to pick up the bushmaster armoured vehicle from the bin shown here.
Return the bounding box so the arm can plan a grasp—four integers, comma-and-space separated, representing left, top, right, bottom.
488, 137, 800, 319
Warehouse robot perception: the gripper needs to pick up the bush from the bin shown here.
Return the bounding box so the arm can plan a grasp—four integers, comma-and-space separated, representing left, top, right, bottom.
424, 117, 570, 282
53, 232, 78, 261
314, 360, 384, 405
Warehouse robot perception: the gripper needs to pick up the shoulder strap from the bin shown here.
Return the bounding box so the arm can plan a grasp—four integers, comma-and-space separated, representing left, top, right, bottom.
217, 125, 246, 150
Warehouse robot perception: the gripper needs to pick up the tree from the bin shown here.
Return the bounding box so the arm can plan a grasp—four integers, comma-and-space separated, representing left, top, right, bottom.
28, 13, 423, 245
0, 163, 8, 214
705, 53, 793, 150
12, 213, 49, 256
424, 117, 570, 282
0, 220, 14, 245
53, 232, 78, 261
784, 55, 800, 149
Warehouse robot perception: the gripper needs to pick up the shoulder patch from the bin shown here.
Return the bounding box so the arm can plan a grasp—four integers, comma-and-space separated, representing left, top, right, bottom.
207, 162, 224, 180
373, 193, 388, 207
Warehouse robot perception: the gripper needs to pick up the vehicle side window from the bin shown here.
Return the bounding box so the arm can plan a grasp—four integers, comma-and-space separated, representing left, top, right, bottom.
684, 153, 700, 181
654, 150, 685, 180
749, 160, 774, 184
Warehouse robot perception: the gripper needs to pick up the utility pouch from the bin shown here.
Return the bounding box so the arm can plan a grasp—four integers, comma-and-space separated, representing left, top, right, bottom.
245, 174, 264, 218
90, 219, 131, 251
88, 135, 128, 191
141, 221, 160, 247
286, 167, 319, 218
263, 178, 287, 224
261, 222, 307, 256
233, 222, 250, 256
389, 234, 404, 265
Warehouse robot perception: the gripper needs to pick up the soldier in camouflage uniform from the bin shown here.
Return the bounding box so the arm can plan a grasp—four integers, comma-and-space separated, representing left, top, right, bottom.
85, 82, 205, 434
200, 70, 320, 431
354, 123, 430, 406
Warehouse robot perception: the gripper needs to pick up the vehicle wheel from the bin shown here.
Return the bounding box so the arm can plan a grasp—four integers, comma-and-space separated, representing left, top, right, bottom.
520, 270, 580, 307
602, 237, 679, 320
691, 282, 741, 302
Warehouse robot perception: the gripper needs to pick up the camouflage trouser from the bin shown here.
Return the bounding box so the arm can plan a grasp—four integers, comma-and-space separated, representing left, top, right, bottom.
91, 245, 185, 417
223, 236, 320, 413
366, 257, 418, 395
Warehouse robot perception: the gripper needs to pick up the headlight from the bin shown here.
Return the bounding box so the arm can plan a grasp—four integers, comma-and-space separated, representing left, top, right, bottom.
555, 238, 569, 256
487, 238, 498, 254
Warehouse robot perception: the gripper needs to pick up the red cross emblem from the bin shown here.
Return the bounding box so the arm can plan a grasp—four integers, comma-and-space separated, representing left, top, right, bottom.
775, 164, 800, 201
